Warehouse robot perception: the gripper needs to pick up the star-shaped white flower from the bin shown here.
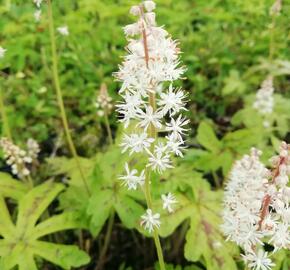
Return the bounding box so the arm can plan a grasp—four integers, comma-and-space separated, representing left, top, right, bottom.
165, 115, 189, 140
57, 26, 69, 36
0, 47, 7, 58
119, 163, 145, 190
116, 92, 144, 127
147, 151, 173, 174
166, 133, 186, 157
242, 250, 274, 270
137, 105, 163, 131
120, 133, 154, 155
161, 193, 178, 213
141, 209, 161, 233
158, 84, 187, 116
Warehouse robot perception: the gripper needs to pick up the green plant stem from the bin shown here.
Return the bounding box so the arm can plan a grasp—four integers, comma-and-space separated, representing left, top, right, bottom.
143, 91, 165, 270
212, 170, 220, 189
269, 16, 276, 62
47, 0, 90, 196
0, 88, 12, 140
95, 210, 115, 270
95, 118, 114, 270
144, 167, 165, 270
104, 111, 113, 145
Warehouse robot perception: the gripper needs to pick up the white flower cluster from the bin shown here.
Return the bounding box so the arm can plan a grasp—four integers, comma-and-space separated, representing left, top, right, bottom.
0, 46, 7, 58
0, 138, 31, 178
33, 0, 43, 22
222, 142, 290, 270
253, 77, 274, 128
95, 83, 114, 117
270, 0, 282, 16
253, 76, 274, 115
116, 1, 186, 232
57, 26, 69, 36
26, 138, 40, 160
0, 138, 40, 179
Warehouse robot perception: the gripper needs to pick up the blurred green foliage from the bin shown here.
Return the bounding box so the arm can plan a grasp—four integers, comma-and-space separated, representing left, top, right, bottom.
0, 0, 289, 269
0, 0, 289, 148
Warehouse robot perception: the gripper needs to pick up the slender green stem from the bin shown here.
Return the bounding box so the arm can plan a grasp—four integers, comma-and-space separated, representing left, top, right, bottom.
104, 111, 113, 145
0, 88, 12, 140
95, 210, 115, 270
269, 16, 276, 62
144, 170, 165, 270
47, 0, 90, 195
212, 170, 220, 189
95, 117, 114, 270
142, 91, 165, 270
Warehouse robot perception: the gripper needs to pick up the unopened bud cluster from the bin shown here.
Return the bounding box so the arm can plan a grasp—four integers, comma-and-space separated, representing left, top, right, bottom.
95, 83, 113, 117
26, 138, 40, 160
270, 0, 282, 16
222, 142, 290, 270
0, 137, 40, 179
115, 1, 186, 233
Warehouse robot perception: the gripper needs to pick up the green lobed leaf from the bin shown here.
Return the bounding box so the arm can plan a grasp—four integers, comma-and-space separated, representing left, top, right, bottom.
31, 212, 86, 240
197, 121, 222, 154
17, 251, 37, 270
87, 188, 114, 236
114, 194, 144, 229
31, 241, 90, 269
0, 196, 15, 238
0, 172, 28, 200
16, 181, 65, 236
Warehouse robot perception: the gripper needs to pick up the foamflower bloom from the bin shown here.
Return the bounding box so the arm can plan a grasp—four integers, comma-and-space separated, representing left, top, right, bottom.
119, 163, 145, 190
34, 9, 42, 22
0, 138, 32, 178
242, 250, 275, 270
141, 209, 161, 233
222, 142, 290, 270
253, 76, 274, 126
0, 47, 7, 58
116, 0, 188, 233
33, 0, 43, 8
161, 193, 178, 213
57, 26, 69, 36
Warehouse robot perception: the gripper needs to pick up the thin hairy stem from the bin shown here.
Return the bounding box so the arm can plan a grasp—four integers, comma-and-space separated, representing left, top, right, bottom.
104, 110, 113, 145
0, 88, 12, 140
269, 16, 276, 62
47, 0, 90, 195
95, 117, 114, 270
95, 210, 115, 270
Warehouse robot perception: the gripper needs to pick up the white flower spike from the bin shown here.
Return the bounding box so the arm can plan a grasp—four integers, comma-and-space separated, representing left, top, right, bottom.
116, 0, 188, 249
222, 142, 290, 270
